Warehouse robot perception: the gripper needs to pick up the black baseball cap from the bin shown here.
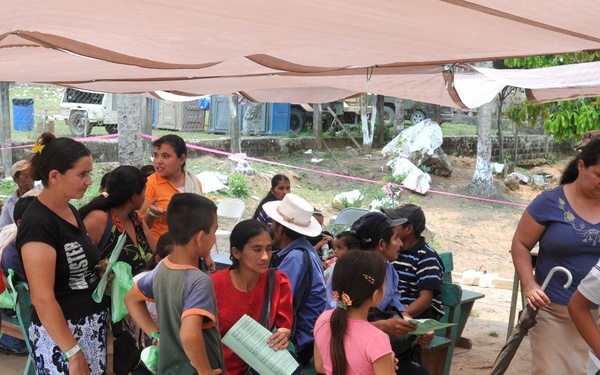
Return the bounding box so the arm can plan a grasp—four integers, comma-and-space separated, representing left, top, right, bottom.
381, 204, 426, 234
351, 212, 407, 244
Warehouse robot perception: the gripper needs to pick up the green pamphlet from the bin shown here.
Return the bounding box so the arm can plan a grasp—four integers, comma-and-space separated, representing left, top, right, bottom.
408, 319, 456, 335
222, 314, 299, 375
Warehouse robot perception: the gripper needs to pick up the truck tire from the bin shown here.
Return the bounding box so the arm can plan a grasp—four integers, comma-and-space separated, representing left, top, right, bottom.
290, 107, 305, 133
104, 124, 118, 134
383, 105, 395, 126
68, 111, 92, 137
411, 109, 427, 124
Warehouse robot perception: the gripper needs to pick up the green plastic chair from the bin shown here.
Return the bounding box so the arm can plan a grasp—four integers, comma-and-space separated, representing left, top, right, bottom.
0, 270, 34, 375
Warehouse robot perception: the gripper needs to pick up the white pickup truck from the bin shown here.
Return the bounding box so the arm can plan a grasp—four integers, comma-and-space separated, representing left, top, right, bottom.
58, 88, 118, 137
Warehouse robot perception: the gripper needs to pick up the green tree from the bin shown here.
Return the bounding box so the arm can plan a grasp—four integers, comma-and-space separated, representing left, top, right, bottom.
503, 51, 600, 142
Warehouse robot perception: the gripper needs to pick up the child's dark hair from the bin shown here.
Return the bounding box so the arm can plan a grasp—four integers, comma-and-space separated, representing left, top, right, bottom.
561, 138, 600, 184
152, 134, 188, 170
99, 171, 112, 192
229, 219, 273, 269
330, 251, 386, 375
30, 132, 91, 187
140, 164, 155, 177
252, 174, 290, 219
167, 193, 217, 245
13, 196, 37, 223
148, 232, 175, 269
335, 231, 360, 251
79, 166, 147, 219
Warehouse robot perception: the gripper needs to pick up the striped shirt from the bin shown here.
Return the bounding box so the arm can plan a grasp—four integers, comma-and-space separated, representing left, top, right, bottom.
392, 237, 444, 318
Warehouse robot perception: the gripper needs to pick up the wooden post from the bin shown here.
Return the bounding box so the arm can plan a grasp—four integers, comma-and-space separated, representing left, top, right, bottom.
360, 94, 372, 154
313, 103, 323, 150
327, 107, 362, 151
394, 98, 405, 136
434, 105, 441, 124
0, 83, 12, 178
229, 96, 240, 154
375, 95, 384, 147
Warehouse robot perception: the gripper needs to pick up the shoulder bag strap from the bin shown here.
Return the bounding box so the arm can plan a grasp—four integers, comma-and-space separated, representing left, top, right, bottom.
259, 268, 276, 329
97, 209, 113, 251
290, 247, 313, 344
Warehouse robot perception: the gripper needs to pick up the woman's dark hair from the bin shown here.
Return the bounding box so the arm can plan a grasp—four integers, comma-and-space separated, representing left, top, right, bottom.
79, 166, 147, 219
229, 219, 273, 269
252, 174, 290, 219
148, 232, 175, 269
561, 139, 600, 184
140, 164, 156, 177
13, 196, 37, 223
152, 134, 188, 170
30, 132, 91, 187
335, 231, 360, 251
329, 251, 386, 375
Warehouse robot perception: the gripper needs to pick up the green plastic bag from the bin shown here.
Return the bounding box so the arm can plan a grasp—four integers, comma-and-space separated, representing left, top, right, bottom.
93, 232, 126, 302
140, 344, 159, 374
111, 261, 133, 323
0, 269, 15, 309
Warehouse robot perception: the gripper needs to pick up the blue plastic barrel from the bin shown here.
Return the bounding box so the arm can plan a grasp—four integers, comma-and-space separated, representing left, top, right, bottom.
12, 98, 34, 131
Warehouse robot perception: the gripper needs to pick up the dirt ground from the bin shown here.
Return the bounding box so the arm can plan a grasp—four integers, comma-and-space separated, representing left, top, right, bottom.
275, 150, 560, 375
4, 150, 565, 374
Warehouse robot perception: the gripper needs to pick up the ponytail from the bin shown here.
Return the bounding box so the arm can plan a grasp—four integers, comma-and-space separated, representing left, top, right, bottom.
560, 138, 600, 185
560, 154, 580, 185
330, 308, 349, 375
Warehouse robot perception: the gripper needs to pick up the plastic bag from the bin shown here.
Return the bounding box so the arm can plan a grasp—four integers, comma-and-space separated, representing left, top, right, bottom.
140, 345, 159, 374
111, 261, 133, 323
0, 269, 16, 309
93, 232, 127, 303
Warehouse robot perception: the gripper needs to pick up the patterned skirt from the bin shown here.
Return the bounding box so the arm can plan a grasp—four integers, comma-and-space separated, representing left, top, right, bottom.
29, 309, 108, 375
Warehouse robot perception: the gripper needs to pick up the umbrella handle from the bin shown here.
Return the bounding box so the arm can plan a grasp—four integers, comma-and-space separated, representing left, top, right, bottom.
540, 266, 573, 291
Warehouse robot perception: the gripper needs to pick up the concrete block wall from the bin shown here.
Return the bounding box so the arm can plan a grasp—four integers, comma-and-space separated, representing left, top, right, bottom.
10, 134, 576, 165
442, 135, 575, 162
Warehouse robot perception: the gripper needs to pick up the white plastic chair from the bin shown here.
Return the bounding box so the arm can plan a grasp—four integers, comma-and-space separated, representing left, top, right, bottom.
329, 207, 370, 235
214, 198, 246, 253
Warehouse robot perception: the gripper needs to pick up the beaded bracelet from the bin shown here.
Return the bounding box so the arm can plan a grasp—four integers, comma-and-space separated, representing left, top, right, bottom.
63, 343, 82, 360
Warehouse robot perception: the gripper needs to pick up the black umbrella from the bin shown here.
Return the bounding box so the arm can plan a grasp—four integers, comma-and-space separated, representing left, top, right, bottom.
490, 266, 573, 375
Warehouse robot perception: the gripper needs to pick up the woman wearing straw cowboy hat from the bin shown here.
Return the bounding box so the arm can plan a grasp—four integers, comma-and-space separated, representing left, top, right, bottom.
263, 193, 326, 368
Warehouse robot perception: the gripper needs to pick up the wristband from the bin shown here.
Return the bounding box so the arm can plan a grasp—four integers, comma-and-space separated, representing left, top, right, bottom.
147, 209, 160, 218
63, 343, 82, 360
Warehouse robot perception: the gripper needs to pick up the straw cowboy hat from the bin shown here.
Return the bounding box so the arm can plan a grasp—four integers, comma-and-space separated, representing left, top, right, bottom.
263, 193, 322, 237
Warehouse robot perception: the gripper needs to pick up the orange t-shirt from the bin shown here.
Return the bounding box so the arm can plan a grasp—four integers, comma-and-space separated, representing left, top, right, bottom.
144, 172, 202, 242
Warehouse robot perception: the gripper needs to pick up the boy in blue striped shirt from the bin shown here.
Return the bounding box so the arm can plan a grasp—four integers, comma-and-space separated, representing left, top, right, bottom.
382, 205, 445, 320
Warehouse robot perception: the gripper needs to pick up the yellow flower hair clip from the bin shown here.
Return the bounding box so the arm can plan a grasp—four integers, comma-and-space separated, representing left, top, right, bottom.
32, 142, 45, 154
